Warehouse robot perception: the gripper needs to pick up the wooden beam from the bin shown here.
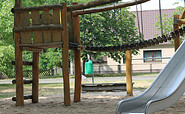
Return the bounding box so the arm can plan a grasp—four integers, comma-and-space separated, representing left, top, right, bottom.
12, 79, 32, 84
174, 15, 180, 51
73, 0, 150, 15
61, 3, 71, 106
73, 2, 82, 103
180, 8, 185, 19
22, 47, 43, 52
13, 4, 64, 13
12, 95, 33, 101
177, 19, 185, 25
67, 0, 121, 11
15, 0, 24, 106
12, 60, 33, 66
126, 50, 133, 96
32, 52, 39, 103
14, 24, 64, 33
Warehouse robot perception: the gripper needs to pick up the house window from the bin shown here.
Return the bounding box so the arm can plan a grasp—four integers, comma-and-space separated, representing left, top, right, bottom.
144, 50, 162, 62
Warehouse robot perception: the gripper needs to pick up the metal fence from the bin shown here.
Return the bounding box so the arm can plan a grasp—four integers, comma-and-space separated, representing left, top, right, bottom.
70, 62, 168, 75
1, 68, 55, 78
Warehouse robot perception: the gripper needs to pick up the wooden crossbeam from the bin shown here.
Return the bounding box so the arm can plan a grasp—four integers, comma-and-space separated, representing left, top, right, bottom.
14, 24, 64, 32
12, 79, 32, 84
180, 8, 185, 19
12, 95, 33, 101
12, 61, 33, 66
67, 0, 121, 11
73, 0, 150, 16
13, 4, 64, 13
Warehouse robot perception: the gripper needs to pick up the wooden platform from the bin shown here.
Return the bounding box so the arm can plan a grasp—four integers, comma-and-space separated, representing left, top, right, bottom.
81, 83, 134, 92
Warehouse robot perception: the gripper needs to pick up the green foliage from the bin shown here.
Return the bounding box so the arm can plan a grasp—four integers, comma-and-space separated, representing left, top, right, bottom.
154, 3, 184, 39
0, 0, 14, 46
0, 45, 15, 77
39, 48, 63, 69
80, 8, 140, 63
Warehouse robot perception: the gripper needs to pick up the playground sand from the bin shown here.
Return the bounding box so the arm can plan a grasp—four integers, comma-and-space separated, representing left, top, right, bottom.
0, 91, 185, 114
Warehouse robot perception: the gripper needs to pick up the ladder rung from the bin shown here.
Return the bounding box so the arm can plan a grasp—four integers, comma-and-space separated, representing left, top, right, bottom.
12, 79, 33, 84
12, 61, 33, 66
12, 95, 33, 101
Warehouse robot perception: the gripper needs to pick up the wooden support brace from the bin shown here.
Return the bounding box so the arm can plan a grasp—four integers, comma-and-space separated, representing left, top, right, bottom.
15, 0, 24, 106
126, 50, 133, 96
32, 52, 39, 103
61, 3, 71, 106
174, 15, 180, 51
73, 2, 82, 103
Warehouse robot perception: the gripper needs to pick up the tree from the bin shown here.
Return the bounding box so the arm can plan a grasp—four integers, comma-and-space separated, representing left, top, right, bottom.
154, 3, 184, 38
0, 0, 14, 46
79, 7, 140, 74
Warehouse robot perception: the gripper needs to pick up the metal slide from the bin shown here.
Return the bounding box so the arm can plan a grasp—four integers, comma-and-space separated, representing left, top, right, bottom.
116, 40, 185, 114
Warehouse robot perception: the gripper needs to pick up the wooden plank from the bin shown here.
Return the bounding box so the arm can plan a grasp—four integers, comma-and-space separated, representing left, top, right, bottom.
32, 52, 39, 103
20, 12, 32, 44
15, 0, 24, 106
73, 2, 82, 102
81, 83, 134, 92
61, 3, 71, 106
31, 11, 43, 43
41, 10, 51, 43
51, 9, 62, 42
174, 15, 180, 51
67, 11, 74, 43
13, 4, 63, 13
22, 47, 43, 52
126, 50, 133, 96
14, 24, 64, 32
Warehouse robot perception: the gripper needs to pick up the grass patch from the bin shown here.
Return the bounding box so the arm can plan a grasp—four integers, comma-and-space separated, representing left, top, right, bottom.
0, 77, 154, 99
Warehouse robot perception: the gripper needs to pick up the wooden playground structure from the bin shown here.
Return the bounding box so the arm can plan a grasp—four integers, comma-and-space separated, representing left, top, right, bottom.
12, 0, 185, 107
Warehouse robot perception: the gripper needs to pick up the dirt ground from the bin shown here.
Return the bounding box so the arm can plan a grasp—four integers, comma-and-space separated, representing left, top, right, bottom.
0, 90, 185, 114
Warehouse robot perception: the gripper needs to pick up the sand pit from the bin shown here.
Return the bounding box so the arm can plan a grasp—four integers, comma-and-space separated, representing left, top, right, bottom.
0, 91, 185, 114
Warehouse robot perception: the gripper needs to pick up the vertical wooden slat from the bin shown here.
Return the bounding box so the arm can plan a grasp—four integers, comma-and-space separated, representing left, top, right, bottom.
174, 15, 180, 51
32, 11, 43, 43
41, 10, 52, 42
73, 2, 82, 103
51, 8, 62, 42
32, 52, 39, 103
61, 3, 71, 106
15, 0, 24, 106
20, 12, 32, 44
67, 11, 74, 43
126, 50, 133, 96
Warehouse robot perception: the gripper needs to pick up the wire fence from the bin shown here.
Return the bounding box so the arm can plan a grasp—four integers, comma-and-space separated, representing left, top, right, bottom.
0, 62, 168, 79
70, 62, 168, 75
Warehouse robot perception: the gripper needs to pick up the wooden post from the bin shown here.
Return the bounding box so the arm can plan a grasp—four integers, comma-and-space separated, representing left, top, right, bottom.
126, 50, 133, 96
174, 15, 180, 51
61, 3, 71, 106
73, 2, 82, 102
32, 52, 39, 103
15, 0, 24, 106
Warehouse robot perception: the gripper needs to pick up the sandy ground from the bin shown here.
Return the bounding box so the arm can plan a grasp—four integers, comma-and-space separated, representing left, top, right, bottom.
0, 90, 185, 114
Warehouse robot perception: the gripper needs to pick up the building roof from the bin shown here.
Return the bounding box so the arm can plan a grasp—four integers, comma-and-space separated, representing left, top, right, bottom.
131, 9, 176, 40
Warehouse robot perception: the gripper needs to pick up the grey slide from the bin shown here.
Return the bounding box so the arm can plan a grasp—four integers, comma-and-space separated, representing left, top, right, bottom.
116, 40, 185, 114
